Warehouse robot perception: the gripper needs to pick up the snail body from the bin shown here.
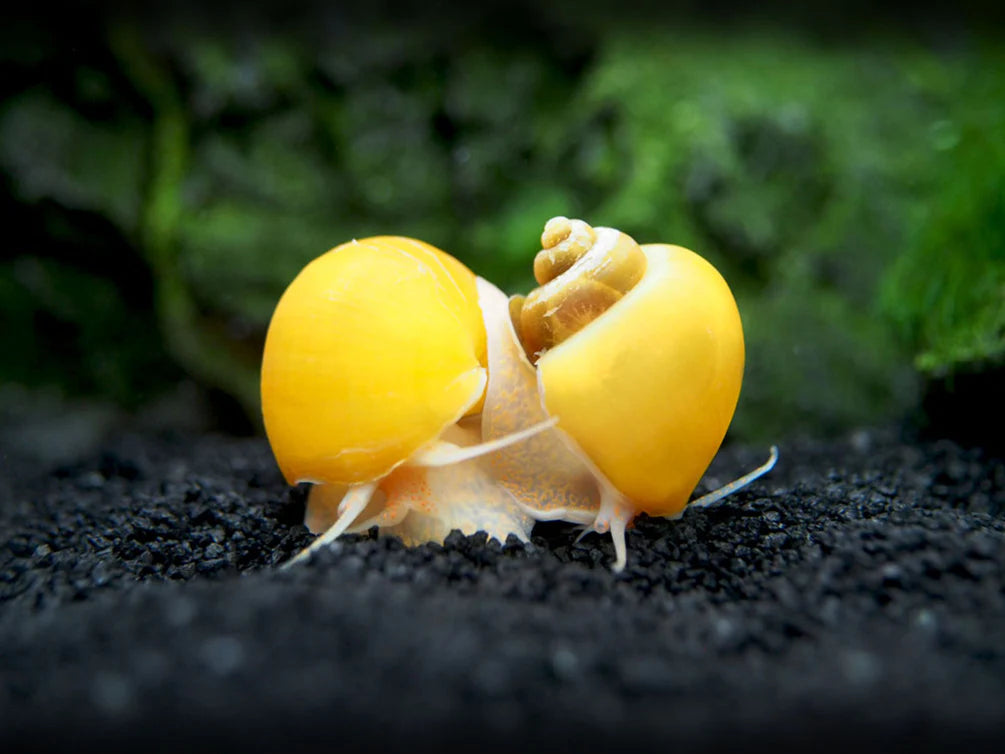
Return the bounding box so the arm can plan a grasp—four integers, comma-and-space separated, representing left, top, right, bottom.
534, 239, 746, 515
261, 236, 550, 563
487, 218, 757, 568
263, 220, 775, 571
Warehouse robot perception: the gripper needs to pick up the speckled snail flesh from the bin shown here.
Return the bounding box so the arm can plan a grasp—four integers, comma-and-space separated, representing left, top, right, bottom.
261, 221, 777, 571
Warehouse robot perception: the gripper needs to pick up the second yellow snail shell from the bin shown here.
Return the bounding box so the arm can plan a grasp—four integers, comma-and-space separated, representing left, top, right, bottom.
262, 219, 775, 571
481, 217, 758, 568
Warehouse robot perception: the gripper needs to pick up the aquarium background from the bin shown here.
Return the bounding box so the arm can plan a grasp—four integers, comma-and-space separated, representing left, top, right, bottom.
2, 1, 1002, 452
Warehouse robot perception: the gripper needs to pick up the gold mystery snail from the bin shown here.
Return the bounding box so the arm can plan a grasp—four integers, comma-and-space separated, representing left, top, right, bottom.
261, 219, 776, 570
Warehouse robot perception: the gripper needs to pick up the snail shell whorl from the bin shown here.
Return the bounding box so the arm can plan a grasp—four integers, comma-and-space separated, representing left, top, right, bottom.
534, 217, 597, 284
514, 217, 647, 362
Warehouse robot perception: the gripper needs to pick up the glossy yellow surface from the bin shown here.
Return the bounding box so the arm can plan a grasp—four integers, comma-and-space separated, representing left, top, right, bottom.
537, 243, 745, 516
261, 236, 487, 485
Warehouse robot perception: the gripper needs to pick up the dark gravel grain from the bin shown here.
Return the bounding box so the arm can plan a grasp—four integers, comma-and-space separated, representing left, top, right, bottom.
1, 429, 1003, 753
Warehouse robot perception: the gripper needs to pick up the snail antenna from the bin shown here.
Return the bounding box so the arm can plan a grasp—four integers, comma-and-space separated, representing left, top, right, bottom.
688, 446, 779, 510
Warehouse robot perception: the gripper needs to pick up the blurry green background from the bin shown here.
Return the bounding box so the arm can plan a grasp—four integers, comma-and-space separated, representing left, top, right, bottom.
1, 2, 1003, 451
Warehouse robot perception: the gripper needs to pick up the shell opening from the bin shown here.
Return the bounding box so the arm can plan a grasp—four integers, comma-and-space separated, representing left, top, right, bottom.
512, 217, 647, 363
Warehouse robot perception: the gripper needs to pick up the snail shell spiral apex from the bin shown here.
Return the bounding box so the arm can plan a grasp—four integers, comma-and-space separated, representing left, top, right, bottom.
514, 217, 647, 362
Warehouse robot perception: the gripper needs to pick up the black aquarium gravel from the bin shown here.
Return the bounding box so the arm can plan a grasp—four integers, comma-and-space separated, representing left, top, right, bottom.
1, 428, 1003, 753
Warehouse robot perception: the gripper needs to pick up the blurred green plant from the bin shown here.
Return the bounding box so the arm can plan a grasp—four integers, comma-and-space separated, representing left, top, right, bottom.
1, 13, 1002, 438
880, 62, 1005, 375
565, 30, 1004, 437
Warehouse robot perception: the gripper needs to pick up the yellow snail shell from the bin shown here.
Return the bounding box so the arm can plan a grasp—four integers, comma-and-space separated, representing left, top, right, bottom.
480, 217, 766, 568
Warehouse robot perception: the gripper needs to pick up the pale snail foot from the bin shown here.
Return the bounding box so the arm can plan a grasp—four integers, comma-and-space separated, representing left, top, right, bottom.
351, 452, 535, 547
283, 425, 555, 568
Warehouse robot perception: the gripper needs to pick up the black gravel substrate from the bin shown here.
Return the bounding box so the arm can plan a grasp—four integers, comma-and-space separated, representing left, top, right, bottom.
1, 428, 1003, 753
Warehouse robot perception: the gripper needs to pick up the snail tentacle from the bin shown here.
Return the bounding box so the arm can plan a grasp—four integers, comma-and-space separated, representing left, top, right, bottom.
686, 446, 780, 511
513, 500, 597, 525
409, 418, 558, 467
283, 481, 378, 568
588, 479, 634, 572
303, 482, 349, 533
